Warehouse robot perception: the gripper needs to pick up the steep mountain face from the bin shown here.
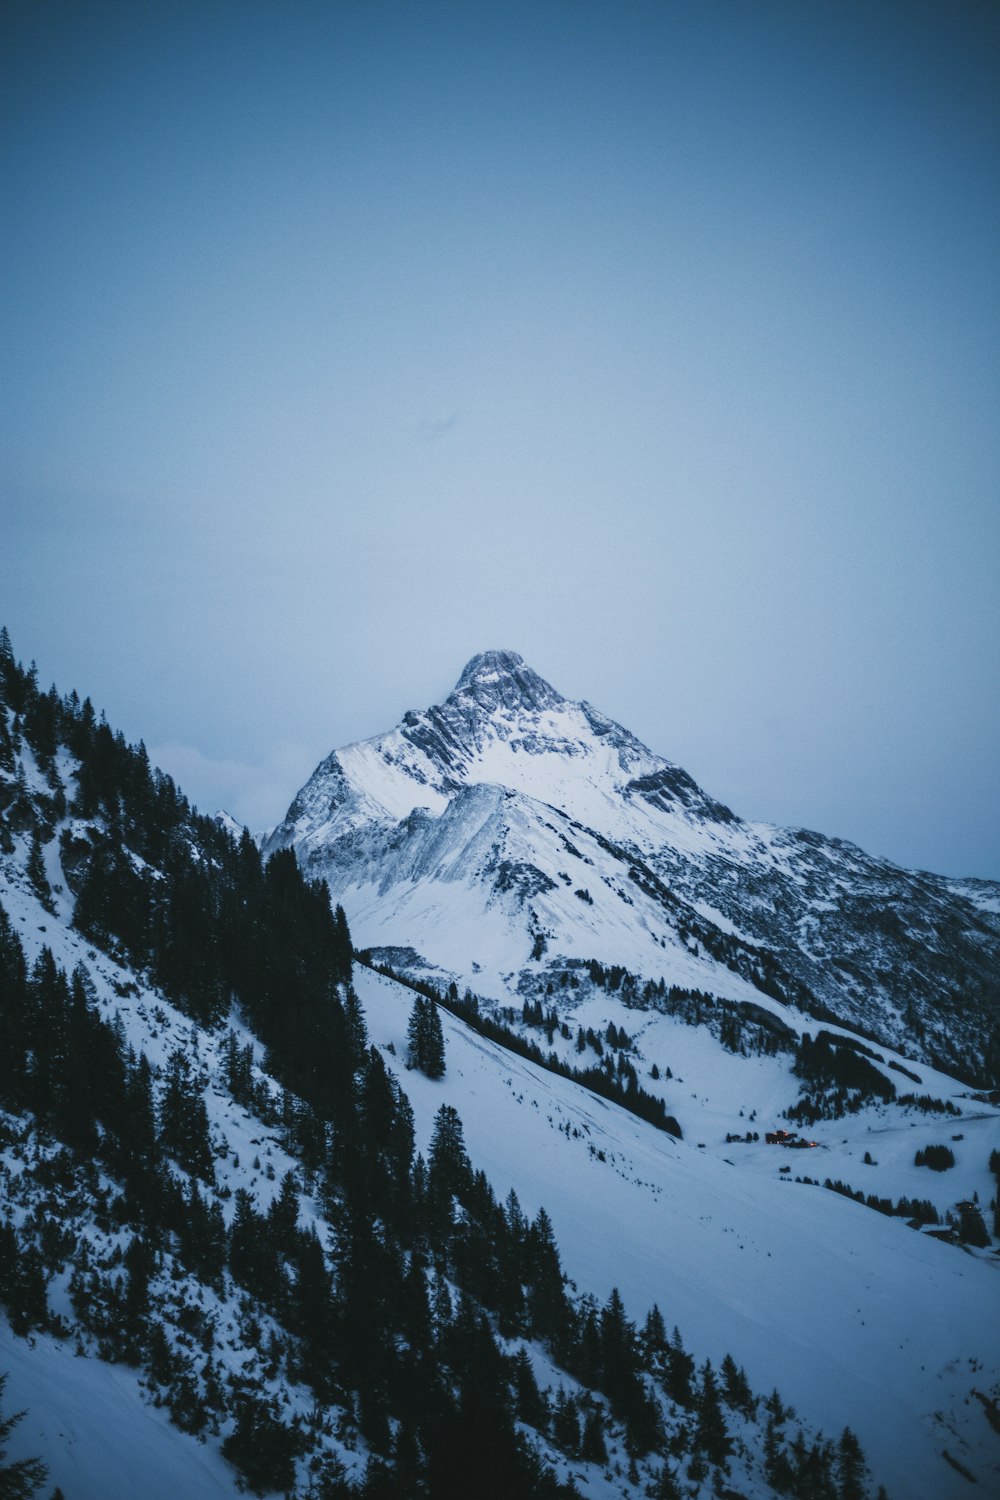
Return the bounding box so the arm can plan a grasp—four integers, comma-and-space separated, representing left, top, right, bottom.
266, 651, 1000, 1083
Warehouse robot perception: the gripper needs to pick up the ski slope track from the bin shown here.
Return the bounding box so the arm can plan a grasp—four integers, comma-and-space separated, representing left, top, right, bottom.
266, 651, 1000, 1085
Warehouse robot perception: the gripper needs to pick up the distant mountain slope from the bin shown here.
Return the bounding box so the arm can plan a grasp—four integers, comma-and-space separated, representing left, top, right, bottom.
266, 651, 1000, 1083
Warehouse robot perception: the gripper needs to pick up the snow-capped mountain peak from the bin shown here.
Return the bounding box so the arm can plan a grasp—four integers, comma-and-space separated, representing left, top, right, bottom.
267, 653, 1000, 1083
390, 650, 671, 820
449, 648, 567, 714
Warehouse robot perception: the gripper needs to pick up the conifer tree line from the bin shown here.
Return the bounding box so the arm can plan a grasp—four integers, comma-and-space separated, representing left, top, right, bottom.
544, 960, 796, 1061
0, 630, 884, 1498
511, 954, 796, 1067
0, 628, 353, 1111
363, 960, 683, 1138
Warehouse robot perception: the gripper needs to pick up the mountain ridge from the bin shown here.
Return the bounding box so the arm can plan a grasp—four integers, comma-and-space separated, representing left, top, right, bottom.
266, 652, 1000, 1085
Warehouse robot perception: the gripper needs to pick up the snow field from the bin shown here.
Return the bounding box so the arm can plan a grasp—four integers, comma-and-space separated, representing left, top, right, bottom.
354, 965, 1000, 1500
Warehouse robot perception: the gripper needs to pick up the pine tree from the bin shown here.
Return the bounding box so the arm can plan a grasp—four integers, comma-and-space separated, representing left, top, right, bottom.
0, 913, 30, 1109
764, 1413, 794, 1492
0, 712, 19, 781
511, 1347, 548, 1430
640, 1303, 668, 1376
268, 1170, 301, 1253
397, 1250, 433, 1358
332, 902, 353, 981
178, 1180, 226, 1285
391, 1419, 422, 1498
229, 1188, 272, 1298
599, 1286, 636, 1408
525, 1207, 567, 1349
720, 1350, 756, 1419
221, 1395, 298, 1495
694, 1359, 730, 1466
551, 1388, 580, 1456
5, 1241, 48, 1336
343, 985, 369, 1067
836, 1426, 868, 1500
406, 993, 446, 1078
121, 1052, 161, 1214
159, 1048, 214, 1184
25, 832, 54, 914
580, 1407, 607, 1465
422, 995, 446, 1078
957, 1201, 990, 1247
427, 1104, 472, 1201
496, 1189, 528, 1338
431, 1271, 453, 1332
574, 1302, 602, 1387
651, 1460, 683, 1500
121, 1234, 154, 1364
294, 1229, 337, 1395
407, 994, 429, 1070
664, 1326, 696, 1408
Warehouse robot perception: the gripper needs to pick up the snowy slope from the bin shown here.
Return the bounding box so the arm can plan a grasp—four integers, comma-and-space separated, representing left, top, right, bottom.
354, 963, 1000, 1500
0, 814, 853, 1500
4, 770, 786, 1500
266, 652, 1000, 1080
2, 780, 999, 1500
3, 643, 998, 1500
1, 1326, 240, 1500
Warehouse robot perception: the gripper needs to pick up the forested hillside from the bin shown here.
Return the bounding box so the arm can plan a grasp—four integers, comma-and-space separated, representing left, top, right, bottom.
0, 629, 927, 1498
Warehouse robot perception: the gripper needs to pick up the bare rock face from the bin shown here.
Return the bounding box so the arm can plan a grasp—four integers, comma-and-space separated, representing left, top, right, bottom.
452, 649, 566, 712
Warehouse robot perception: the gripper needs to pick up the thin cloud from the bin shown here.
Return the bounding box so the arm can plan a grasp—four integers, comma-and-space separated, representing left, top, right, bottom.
414, 412, 461, 440
147, 739, 320, 834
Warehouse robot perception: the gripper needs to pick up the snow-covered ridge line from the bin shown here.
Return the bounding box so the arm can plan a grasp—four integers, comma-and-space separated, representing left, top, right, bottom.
267, 650, 1000, 1083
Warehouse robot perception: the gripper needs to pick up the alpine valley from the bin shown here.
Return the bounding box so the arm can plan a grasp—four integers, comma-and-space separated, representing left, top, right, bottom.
2, 635, 999, 1500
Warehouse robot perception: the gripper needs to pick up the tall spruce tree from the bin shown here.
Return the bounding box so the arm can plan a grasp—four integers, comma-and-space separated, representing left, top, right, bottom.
427, 1104, 472, 1200
694, 1359, 730, 1466
25, 832, 53, 913
422, 994, 446, 1078
836, 1426, 868, 1500
159, 1048, 214, 1184
406, 993, 446, 1078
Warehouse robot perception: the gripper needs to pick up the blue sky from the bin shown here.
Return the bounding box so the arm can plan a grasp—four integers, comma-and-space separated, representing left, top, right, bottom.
2, 0, 998, 877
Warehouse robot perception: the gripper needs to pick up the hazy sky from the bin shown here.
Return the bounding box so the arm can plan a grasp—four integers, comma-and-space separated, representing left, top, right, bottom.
2, 1, 998, 878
